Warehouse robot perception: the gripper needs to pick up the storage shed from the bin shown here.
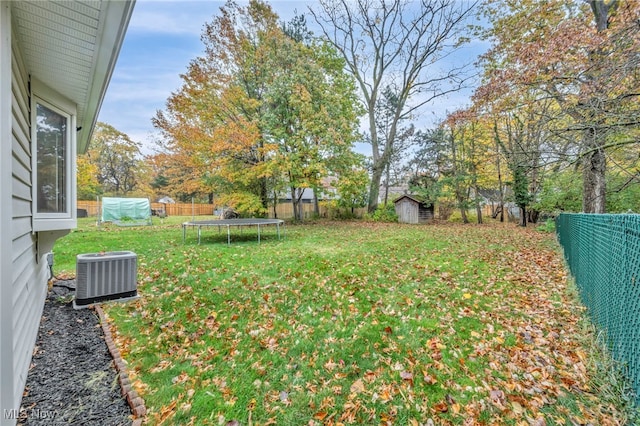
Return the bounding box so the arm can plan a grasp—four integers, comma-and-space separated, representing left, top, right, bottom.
394, 195, 434, 224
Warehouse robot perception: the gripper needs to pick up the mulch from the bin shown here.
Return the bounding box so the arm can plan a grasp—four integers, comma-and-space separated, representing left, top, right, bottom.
18, 281, 135, 425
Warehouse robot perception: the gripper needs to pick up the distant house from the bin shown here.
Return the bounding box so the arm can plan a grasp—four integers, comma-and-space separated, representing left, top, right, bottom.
379, 183, 410, 205
279, 177, 339, 204
0, 1, 134, 422
279, 188, 317, 204
394, 195, 434, 224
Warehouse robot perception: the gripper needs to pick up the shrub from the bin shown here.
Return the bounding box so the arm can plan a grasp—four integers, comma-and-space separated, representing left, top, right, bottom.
447, 210, 477, 223
365, 204, 398, 222
536, 218, 556, 233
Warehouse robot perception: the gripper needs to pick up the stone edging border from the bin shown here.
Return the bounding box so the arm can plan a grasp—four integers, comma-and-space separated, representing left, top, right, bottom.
93, 304, 147, 425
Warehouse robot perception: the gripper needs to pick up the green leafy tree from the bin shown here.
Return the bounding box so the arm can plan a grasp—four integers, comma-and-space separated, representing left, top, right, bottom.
335, 166, 370, 215
262, 33, 362, 221
534, 169, 582, 214
87, 122, 144, 196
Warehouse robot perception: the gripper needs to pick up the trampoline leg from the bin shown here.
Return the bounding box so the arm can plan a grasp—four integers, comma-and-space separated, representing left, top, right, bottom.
182, 224, 186, 243
276, 223, 280, 240
227, 225, 231, 245
198, 226, 201, 244
258, 224, 261, 243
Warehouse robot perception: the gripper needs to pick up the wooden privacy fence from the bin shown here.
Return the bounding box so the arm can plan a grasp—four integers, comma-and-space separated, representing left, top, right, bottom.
77, 200, 215, 217
77, 199, 511, 221
77, 200, 365, 219
267, 203, 366, 219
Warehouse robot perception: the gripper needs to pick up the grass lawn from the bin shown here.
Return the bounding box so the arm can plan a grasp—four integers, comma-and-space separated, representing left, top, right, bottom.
53, 217, 636, 425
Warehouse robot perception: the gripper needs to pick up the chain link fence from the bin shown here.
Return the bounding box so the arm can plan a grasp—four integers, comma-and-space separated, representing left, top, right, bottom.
556, 213, 640, 400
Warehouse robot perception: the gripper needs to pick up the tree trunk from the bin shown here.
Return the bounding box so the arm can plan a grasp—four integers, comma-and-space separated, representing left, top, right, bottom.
313, 188, 320, 217
290, 198, 297, 221
368, 163, 384, 213
269, 190, 278, 219
520, 205, 527, 227
383, 164, 391, 206
580, 1, 613, 214
494, 123, 505, 222
291, 187, 302, 221
260, 177, 269, 211
582, 128, 606, 213
459, 204, 468, 223
475, 188, 483, 224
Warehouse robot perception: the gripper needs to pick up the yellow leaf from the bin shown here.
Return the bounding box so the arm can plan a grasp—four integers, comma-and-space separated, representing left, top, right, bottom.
511, 401, 525, 415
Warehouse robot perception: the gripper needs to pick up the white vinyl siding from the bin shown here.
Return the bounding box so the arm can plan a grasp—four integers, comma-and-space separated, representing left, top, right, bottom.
0, 3, 14, 421
10, 31, 47, 413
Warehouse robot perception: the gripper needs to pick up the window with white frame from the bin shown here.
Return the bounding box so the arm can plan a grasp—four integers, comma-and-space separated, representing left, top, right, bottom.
32, 81, 77, 231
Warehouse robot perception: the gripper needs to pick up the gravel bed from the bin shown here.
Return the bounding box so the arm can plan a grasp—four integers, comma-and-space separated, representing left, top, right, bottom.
18, 281, 132, 425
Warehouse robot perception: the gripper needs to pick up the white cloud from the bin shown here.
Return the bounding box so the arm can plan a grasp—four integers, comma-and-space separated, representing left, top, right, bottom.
128, 1, 224, 35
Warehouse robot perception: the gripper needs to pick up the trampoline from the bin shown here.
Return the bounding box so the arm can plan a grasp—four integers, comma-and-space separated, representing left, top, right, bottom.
182, 218, 285, 245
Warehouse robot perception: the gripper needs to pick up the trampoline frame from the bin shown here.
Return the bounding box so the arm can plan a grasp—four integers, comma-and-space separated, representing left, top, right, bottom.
182, 218, 285, 245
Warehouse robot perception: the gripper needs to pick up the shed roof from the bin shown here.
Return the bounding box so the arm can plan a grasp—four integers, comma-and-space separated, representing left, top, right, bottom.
11, 1, 135, 153
393, 194, 431, 205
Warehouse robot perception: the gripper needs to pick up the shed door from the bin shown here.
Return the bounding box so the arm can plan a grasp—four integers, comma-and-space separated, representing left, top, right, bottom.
397, 199, 418, 224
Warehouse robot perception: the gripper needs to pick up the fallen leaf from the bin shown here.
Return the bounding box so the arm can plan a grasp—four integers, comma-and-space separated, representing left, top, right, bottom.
350, 379, 365, 394
433, 401, 448, 413
423, 373, 437, 385
313, 411, 328, 421
400, 370, 414, 385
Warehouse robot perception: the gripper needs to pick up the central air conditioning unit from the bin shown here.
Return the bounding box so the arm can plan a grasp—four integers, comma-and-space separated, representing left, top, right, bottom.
74, 251, 139, 309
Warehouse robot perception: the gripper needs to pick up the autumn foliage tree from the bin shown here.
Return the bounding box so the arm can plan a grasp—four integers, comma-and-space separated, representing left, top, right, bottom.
476, 0, 640, 213
76, 156, 101, 200
153, 1, 272, 213
153, 0, 362, 218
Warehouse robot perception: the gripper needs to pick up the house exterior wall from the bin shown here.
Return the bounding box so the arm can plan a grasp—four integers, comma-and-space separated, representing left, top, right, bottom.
1, 3, 134, 423
1, 3, 15, 423
12, 32, 49, 410
1, 8, 50, 424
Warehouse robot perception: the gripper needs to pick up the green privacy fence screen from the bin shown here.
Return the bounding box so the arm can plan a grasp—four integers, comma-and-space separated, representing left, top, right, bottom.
556, 213, 640, 400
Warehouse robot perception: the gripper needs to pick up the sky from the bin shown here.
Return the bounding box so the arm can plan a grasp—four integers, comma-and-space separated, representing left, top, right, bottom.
97, 0, 488, 157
